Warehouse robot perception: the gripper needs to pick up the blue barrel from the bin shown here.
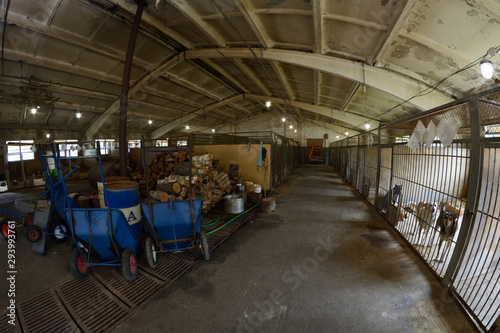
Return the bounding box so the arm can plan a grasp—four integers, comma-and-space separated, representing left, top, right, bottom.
105, 181, 143, 238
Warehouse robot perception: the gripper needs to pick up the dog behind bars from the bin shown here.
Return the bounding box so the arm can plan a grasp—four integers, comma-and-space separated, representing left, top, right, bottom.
413, 202, 437, 245
435, 204, 459, 262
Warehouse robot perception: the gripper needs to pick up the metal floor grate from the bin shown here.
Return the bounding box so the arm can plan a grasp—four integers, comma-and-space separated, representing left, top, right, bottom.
91, 267, 164, 308
56, 278, 129, 333
14, 209, 255, 332
17, 290, 79, 333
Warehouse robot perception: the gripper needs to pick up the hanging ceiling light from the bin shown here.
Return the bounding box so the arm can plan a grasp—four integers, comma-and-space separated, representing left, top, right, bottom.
364, 123, 370, 129
345, 131, 349, 136
480, 60, 494, 79
289, 124, 293, 129
294, 129, 297, 133
265, 100, 271, 108
212, 128, 215, 133
185, 125, 190, 130
46, 133, 50, 139
31, 107, 37, 114
336, 135, 340, 139
148, 119, 153, 125
281, 116, 286, 123
76, 112, 82, 119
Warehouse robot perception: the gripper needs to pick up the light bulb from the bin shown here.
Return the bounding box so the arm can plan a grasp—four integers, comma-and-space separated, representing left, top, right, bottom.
289, 125, 293, 129
294, 129, 297, 133
336, 135, 339, 139
281, 117, 286, 123
76, 112, 82, 119
480, 60, 494, 79
265, 100, 271, 108
148, 119, 153, 125
212, 128, 215, 133
46, 133, 50, 138
365, 123, 370, 129
185, 125, 190, 130
345, 132, 349, 136
31, 107, 37, 114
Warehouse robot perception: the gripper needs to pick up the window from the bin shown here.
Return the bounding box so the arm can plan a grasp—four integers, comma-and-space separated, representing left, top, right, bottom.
6, 140, 34, 162
128, 140, 141, 149
177, 140, 187, 147
156, 139, 169, 147
54, 140, 79, 157
95, 139, 115, 155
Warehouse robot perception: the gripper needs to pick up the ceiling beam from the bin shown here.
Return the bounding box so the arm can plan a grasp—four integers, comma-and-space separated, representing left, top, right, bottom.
269, 60, 294, 101
201, 58, 248, 93
370, 0, 418, 65
232, 58, 271, 96
312, 0, 325, 54
85, 53, 184, 139
234, 0, 274, 49
314, 70, 320, 105
106, 0, 193, 48
307, 119, 361, 137
151, 94, 242, 138
323, 13, 387, 31
340, 83, 360, 112
169, 0, 226, 47
185, 48, 454, 110
245, 93, 378, 129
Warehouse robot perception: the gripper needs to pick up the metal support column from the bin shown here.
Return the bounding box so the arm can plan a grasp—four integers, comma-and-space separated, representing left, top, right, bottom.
443, 96, 483, 285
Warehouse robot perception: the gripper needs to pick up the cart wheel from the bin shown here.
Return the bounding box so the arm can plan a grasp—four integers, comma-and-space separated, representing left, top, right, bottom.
1, 219, 12, 240
25, 225, 42, 243
48, 220, 68, 243
24, 212, 34, 226
70, 248, 90, 280
200, 231, 210, 261
121, 248, 138, 282
145, 238, 157, 268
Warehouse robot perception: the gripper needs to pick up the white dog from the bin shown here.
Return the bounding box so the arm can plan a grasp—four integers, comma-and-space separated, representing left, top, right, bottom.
415, 202, 437, 245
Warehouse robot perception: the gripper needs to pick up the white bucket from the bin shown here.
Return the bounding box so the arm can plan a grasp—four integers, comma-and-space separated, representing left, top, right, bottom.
254, 184, 262, 193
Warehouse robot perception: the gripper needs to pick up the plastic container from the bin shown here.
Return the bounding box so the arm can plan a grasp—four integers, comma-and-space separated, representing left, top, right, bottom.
224, 194, 245, 214
97, 176, 130, 208
105, 181, 142, 237
254, 184, 261, 193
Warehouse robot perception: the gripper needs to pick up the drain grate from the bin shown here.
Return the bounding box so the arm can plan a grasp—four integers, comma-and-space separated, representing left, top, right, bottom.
207, 232, 228, 248
17, 290, 79, 333
173, 247, 203, 262
91, 267, 164, 308
215, 221, 243, 235
0, 310, 20, 333
140, 253, 196, 282
56, 278, 129, 333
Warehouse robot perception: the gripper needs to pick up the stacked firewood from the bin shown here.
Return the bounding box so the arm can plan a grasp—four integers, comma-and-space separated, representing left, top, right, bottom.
137, 151, 233, 212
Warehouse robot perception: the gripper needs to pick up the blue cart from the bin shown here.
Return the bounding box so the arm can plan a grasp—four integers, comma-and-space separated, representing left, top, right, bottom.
54, 141, 142, 282
140, 134, 210, 268
0, 200, 35, 240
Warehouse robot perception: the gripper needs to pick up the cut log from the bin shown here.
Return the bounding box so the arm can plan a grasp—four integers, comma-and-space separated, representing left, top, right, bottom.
157, 180, 182, 194
174, 162, 198, 176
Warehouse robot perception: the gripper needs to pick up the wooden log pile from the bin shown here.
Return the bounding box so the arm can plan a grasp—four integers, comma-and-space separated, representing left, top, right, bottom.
138, 152, 233, 213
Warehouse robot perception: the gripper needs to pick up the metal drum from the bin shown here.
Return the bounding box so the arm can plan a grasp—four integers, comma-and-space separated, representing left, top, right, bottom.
105, 181, 142, 237
224, 194, 245, 214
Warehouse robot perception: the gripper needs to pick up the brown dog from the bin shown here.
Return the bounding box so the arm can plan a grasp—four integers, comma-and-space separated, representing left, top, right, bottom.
435, 204, 459, 262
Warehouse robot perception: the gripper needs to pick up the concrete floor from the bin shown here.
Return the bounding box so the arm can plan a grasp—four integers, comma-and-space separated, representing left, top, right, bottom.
113, 165, 475, 333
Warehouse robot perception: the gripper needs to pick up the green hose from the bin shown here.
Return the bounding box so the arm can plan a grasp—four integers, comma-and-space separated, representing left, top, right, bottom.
204, 180, 289, 235
202, 216, 221, 228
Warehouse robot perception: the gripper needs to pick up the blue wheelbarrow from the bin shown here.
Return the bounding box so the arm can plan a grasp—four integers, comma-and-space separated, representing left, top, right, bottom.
65, 207, 142, 282
141, 199, 210, 268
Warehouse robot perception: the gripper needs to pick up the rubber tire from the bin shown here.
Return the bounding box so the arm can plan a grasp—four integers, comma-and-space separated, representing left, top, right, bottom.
25, 225, 42, 243
145, 238, 157, 268
48, 220, 68, 243
121, 248, 138, 282
24, 212, 34, 227
200, 231, 210, 261
1, 219, 11, 240
70, 248, 90, 280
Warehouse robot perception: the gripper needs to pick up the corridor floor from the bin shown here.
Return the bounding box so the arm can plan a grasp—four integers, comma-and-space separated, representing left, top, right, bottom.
115, 165, 475, 333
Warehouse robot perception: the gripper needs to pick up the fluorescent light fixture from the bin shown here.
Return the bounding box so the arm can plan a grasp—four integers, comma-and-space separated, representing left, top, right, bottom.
76, 112, 82, 119
281, 117, 286, 123
265, 100, 271, 108
365, 123, 370, 129
480, 60, 494, 79
212, 128, 215, 133
31, 107, 37, 114
148, 119, 153, 125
